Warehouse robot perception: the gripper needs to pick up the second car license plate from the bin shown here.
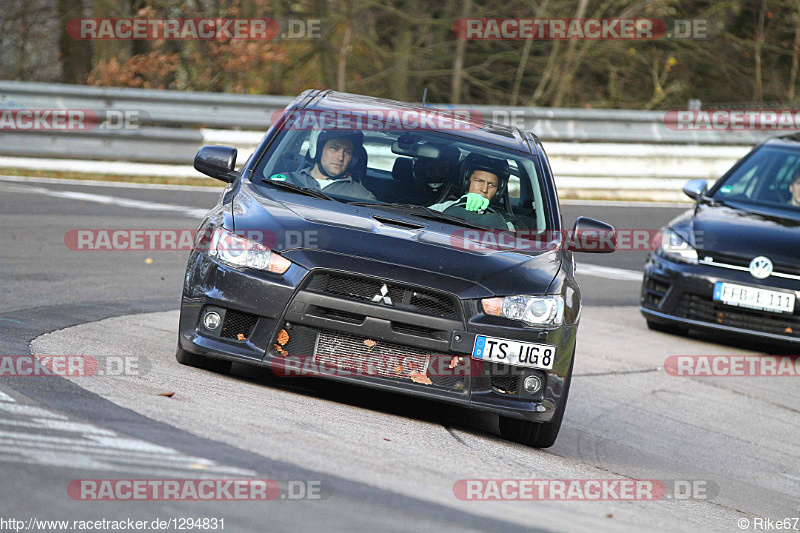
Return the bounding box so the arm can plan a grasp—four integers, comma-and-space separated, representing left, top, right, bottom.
472, 335, 555, 370
713, 282, 796, 314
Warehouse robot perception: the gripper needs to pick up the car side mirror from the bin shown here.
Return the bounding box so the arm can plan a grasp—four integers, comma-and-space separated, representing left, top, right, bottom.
682, 179, 708, 201
194, 145, 238, 183
568, 217, 616, 253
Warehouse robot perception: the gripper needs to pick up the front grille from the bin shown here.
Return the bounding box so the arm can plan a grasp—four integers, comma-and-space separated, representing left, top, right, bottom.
274, 326, 463, 390
315, 330, 430, 379
220, 310, 258, 340
643, 276, 670, 306
703, 252, 800, 277
390, 322, 443, 338
491, 373, 520, 395
309, 307, 366, 324
278, 324, 317, 355
679, 293, 800, 338
306, 272, 459, 319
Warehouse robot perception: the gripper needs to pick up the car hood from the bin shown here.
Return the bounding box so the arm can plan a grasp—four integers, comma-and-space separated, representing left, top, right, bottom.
681, 203, 800, 265
231, 182, 562, 298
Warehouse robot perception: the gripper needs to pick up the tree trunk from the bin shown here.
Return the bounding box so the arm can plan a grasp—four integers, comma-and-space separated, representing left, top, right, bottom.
314, 0, 336, 88
530, 40, 561, 105
753, 0, 766, 102
391, 27, 413, 101
450, 0, 471, 104
92, 0, 133, 67
337, 17, 352, 92
58, 0, 92, 83
510, 39, 532, 106
551, 0, 588, 107
789, 9, 800, 101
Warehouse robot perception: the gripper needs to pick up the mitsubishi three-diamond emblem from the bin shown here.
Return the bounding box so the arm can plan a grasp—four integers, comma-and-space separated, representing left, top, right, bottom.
748, 256, 773, 279
371, 283, 393, 305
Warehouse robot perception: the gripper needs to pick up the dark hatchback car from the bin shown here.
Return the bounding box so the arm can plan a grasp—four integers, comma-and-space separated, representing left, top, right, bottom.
177, 90, 614, 448
642, 135, 800, 347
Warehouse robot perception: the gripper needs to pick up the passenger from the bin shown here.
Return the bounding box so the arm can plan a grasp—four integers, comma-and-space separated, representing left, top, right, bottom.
789, 172, 800, 207
412, 145, 461, 204
271, 129, 376, 200
430, 153, 514, 229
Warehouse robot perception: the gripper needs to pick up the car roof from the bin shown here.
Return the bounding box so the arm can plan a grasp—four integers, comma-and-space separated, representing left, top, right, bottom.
299, 90, 536, 154
770, 134, 800, 147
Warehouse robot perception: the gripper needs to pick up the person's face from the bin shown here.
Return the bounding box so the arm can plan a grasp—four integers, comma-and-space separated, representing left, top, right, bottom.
790, 177, 800, 206
468, 170, 499, 201
319, 137, 354, 178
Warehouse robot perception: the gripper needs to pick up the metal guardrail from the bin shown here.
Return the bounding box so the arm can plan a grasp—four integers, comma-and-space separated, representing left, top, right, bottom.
0, 81, 781, 164
0, 81, 286, 129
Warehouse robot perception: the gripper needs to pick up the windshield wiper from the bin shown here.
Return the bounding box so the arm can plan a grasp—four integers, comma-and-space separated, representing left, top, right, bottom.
350, 202, 489, 230
259, 177, 334, 200
704, 196, 765, 215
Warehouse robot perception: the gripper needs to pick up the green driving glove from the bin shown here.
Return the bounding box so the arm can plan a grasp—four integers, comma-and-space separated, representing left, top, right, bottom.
465, 192, 490, 212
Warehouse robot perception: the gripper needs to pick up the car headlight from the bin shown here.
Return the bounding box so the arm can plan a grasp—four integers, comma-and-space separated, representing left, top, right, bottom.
658, 228, 698, 264
481, 295, 564, 326
208, 228, 291, 274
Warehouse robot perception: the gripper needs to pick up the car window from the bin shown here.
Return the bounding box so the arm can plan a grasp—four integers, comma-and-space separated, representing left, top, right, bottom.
713, 145, 800, 208
253, 124, 549, 232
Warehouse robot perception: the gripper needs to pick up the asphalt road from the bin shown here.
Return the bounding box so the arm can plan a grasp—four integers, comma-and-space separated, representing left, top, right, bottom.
1, 176, 797, 532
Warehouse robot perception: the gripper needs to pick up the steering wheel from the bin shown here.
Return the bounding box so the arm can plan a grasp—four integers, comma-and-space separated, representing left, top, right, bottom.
443, 198, 508, 230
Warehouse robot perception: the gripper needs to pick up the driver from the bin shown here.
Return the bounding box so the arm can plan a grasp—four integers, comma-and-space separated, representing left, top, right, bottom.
271, 129, 376, 200
429, 153, 514, 229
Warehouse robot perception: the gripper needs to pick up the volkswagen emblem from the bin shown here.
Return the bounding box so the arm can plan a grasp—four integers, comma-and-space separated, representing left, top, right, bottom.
371, 283, 393, 305
748, 256, 773, 279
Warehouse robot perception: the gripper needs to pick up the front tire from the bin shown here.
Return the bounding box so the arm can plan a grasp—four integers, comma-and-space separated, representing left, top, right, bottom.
499, 357, 573, 448
176, 343, 232, 374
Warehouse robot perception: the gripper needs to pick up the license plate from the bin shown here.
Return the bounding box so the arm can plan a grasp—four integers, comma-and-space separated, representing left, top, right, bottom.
472, 335, 555, 370
713, 282, 796, 314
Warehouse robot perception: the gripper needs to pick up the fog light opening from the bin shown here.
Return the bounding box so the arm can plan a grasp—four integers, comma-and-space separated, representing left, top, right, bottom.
523, 375, 542, 394
203, 311, 221, 330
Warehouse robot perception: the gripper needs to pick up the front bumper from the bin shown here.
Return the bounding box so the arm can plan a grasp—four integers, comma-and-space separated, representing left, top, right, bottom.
179, 251, 576, 422
640, 252, 800, 345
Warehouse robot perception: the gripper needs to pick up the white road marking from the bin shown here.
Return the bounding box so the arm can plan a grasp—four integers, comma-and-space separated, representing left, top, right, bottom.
577, 263, 644, 281
0, 404, 68, 419
561, 199, 692, 208
0, 174, 223, 192
0, 181, 210, 218
0, 388, 254, 476
47, 190, 209, 218
0, 391, 16, 402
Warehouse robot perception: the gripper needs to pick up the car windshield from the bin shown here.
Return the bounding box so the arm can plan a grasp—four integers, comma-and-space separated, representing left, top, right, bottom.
251, 121, 549, 233
712, 144, 800, 212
